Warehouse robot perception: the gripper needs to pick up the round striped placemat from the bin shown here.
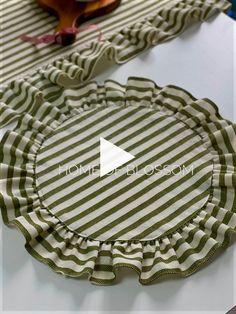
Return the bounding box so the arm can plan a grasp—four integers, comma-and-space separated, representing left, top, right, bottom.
1, 77, 236, 285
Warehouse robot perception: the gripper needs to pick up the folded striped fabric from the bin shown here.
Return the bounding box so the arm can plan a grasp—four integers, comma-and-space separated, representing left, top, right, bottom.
0, 0, 231, 85
0, 77, 235, 285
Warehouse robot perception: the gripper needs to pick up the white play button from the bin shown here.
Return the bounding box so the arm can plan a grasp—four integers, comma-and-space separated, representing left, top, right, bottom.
100, 137, 135, 177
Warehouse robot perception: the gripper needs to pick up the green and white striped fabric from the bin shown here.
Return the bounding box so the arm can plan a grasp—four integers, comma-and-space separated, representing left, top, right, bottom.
0, 0, 231, 85
0, 76, 236, 285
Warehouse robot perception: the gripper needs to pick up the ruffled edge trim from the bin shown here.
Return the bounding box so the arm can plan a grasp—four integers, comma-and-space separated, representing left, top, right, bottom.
14, 219, 232, 285
1, 76, 236, 285
0, 0, 231, 87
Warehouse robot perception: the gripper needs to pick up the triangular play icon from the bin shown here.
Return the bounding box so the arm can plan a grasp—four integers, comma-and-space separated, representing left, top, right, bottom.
100, 137, 135, 177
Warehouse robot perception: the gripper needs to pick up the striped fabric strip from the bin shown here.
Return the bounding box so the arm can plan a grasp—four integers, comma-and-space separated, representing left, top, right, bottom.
0, 0, 231, 85
0, 77, 235, 285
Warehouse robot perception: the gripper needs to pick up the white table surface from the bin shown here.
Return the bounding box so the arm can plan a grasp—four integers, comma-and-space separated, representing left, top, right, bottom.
0, 12, 235, 314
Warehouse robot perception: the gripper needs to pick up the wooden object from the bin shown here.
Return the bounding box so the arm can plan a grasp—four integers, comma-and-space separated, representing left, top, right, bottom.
37, 0, 121, 45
